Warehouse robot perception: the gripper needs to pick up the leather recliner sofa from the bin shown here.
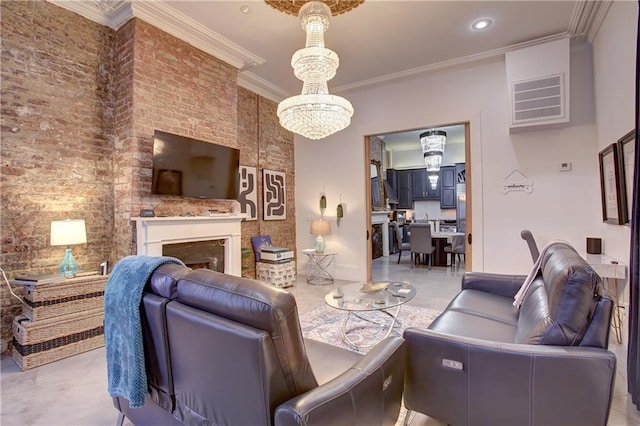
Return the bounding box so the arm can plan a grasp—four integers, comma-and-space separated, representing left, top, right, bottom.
111, 264, 406, 426
403, 242, 617, 426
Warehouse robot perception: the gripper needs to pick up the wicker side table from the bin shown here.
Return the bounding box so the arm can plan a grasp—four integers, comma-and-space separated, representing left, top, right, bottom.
12, 274, 108, 370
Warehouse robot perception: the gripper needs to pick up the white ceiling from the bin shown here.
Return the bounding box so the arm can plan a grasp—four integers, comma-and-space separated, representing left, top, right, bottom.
165, 0, 582, 96
380, 124, 465, 151
53, 0, 609, 102
51, 0, 610, 151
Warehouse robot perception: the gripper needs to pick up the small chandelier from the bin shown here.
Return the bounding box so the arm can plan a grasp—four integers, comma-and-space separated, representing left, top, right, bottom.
275, 1, 355, 140
420, 130, 447, 189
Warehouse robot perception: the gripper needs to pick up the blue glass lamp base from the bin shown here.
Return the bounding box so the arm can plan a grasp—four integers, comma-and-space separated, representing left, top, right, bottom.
314, 236, 326, 253
58, 247, 79, 278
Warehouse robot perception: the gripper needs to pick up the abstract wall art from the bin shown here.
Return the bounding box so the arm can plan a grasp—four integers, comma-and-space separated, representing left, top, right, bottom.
263, 169, 286, 220
238, 166, 258, 220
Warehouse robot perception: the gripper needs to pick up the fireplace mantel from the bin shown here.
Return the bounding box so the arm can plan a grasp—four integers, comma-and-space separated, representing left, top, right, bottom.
371, 211, 391, 257
131, 214, 245, 276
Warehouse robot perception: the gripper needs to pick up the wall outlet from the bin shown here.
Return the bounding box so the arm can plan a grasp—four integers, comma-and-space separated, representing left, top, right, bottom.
559, 162, 572, 171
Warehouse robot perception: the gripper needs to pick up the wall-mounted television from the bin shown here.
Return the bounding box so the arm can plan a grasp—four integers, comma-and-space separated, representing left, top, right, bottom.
152, 130, 240, 200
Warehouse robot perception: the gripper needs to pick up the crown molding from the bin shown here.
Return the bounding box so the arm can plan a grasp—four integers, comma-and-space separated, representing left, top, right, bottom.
237, 72, 290, 103
48, 0, 612, 99
48, 0, 128, 27
334, 32, 571, 94
47, 0, 264, 71
568, 0, 612, 41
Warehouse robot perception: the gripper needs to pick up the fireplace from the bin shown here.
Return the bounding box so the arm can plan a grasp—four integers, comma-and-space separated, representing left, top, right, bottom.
131, 215, 244, 276
162, 240, 225, 272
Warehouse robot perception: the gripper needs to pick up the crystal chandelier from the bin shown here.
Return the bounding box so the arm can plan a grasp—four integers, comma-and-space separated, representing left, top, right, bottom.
420, 130, 447, 189
276, 1, 355, 140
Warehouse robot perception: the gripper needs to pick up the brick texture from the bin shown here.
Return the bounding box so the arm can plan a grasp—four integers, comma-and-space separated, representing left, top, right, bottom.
0, 2, 295, 353
1, 1, 115, 353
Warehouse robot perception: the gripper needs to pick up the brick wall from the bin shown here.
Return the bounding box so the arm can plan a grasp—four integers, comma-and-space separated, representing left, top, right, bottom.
0, 1, 296, 353
112, 18, 241, 259
237, 89, 297, 277
0, 1, 115, 353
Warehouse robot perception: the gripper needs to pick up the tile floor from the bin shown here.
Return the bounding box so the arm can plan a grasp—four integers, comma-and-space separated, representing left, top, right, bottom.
1, 254, 639, 425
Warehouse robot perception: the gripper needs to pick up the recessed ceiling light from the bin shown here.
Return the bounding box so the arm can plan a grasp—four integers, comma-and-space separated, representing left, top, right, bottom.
240, 5, 251, 14
472, 18, 492, 31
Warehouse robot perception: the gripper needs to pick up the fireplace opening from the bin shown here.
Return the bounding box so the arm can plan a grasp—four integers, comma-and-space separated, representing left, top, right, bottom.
162, 240, 225, 272
372, 224, 383, 259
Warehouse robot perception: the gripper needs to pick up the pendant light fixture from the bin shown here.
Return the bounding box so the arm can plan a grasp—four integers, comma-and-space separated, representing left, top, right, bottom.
420, 130, 447, 189
273, 1, 356, 140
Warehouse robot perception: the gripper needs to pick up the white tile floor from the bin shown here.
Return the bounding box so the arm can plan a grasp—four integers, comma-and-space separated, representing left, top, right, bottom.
1, 254, 639, 425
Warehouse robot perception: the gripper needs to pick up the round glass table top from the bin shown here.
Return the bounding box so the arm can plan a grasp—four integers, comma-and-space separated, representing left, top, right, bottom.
324, 282, 416, 312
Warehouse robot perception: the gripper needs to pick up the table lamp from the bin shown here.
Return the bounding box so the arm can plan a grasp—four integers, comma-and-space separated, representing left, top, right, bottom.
310, 219, 331, 253
50, 219, 87, 278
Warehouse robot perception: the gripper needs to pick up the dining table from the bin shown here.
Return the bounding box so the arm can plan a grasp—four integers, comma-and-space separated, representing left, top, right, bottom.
431, 231, 465, 266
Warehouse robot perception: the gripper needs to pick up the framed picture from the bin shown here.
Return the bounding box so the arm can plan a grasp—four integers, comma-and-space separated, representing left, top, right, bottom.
598, 143, 626, 225
263, 169, 286, 220
617, 130, 636, 224
238, 166, 258, 221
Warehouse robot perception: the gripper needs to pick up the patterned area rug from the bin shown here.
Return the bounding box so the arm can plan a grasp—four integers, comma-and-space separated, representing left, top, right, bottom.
299, 303, 441, 353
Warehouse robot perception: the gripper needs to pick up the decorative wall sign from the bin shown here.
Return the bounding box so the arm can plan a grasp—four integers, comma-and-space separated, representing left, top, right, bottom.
263, 169, 286, 220
599, 143, 626, 225
618, 130, 635, 224
500, 169, 533, 194
238, 166, 257, 221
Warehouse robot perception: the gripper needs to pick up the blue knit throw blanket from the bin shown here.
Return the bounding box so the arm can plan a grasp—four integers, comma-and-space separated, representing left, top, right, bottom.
104, 255, 184, 408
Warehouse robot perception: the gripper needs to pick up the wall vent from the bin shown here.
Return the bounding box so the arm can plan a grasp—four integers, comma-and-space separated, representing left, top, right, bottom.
511, 73, 566, 125
505, 38, 570, 132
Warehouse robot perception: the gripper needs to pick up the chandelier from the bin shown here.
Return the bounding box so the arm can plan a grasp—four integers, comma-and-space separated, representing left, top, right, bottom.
420, 130, 447, 189
273, 1, 358, 140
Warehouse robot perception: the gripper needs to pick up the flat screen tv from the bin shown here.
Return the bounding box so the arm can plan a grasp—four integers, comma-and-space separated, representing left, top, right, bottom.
152, 130, 240, 199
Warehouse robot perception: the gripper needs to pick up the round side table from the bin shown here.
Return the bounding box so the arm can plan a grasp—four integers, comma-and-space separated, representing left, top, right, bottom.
302, 249, 337, 285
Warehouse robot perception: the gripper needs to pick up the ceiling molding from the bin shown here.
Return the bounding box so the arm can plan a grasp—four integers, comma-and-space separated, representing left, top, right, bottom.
568, 0, 613, 41
48, 0, 128, 27
129, 1, 264, 70
48, 0, 611, 98
47, 0, 264, 71
237, 71, 290, 103
586, 1, 614, 42
334, 32, 571, 95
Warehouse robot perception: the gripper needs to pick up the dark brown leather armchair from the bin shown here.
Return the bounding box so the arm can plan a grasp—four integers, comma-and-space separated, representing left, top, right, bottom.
111, 265, 406, 426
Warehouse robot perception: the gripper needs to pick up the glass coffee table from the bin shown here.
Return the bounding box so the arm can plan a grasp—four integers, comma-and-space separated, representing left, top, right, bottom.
324, 281, 416, 351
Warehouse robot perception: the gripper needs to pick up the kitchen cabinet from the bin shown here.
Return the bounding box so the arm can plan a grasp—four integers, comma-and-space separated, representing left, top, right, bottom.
386, 169, 398, 201
440, 166, 456, 208
425, 174, 440, 199
411, 168, 428, 200
411, 168, 440, 200
396, 170, 412, 209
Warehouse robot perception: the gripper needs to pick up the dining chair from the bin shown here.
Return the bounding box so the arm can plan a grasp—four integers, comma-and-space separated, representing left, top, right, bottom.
444, 234, 465, 267
409, 224, 435, 269
520, 229, 540, 263
390, 221, 411, 264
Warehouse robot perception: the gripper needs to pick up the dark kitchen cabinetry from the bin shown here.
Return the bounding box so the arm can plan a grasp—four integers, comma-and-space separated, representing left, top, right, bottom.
396, 170, 412, 209
426, 174, 440, 199
386, 169, 398, 201
411, 168, 428, 200
440, 166, 456, 208
411, 168, 440, 201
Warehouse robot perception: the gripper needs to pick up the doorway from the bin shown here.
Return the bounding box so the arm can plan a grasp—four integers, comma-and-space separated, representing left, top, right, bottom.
366, 123, 472, 281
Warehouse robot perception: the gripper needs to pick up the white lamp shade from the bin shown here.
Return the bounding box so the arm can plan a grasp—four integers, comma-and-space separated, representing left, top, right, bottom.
310, 219, 331, 235
50, 219, 87, 246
